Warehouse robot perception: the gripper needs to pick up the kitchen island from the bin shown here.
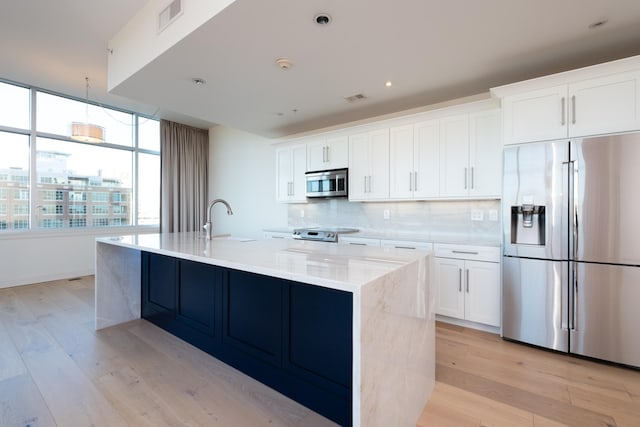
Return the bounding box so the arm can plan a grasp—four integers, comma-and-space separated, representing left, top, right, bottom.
95, 232, 434, 427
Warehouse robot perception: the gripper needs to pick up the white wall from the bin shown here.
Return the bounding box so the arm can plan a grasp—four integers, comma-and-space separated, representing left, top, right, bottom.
208, 126, 287, 238
0, 227, 157, 289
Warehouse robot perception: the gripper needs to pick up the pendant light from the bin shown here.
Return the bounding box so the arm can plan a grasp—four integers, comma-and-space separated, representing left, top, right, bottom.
70, 77, 105, 143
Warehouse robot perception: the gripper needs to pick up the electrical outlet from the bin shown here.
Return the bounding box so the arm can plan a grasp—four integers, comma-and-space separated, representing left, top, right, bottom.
299, 209, 305, 218
471, 209, 483, 221
383, 209, 390, 220
489, 210, 498, 221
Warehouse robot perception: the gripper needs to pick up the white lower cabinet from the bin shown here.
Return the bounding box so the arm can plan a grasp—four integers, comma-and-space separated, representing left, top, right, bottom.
434, 244, 501, 327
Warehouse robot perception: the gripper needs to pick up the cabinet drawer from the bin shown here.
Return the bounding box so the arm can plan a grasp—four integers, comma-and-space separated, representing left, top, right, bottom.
381, 240, 432, 251
338, 236, 381, 247
434, 243, 500, 262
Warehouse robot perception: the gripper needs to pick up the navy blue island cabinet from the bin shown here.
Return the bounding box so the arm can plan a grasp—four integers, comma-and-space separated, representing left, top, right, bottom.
141, 251, 353, 426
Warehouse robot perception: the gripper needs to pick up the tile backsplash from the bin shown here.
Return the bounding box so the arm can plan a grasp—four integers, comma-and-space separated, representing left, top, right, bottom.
288, 199, 502, 244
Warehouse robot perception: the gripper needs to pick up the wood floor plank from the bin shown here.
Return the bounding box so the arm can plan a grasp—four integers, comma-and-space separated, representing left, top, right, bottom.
23, 346, 129, 427
0, 373, 57, 427
0, 320, 27, 382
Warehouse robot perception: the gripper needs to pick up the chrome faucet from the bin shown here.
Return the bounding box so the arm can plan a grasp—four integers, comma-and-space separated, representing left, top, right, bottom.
203, 199, 233, 240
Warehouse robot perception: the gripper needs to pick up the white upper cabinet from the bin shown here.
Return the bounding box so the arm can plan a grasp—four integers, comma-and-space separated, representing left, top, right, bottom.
502, 85, 567, 144
307, 136, 348, 172
498, 65, 640, 144
389, 121, 439, 199
276, 144, 307, 203
568, 71, 640, 138
439, 110, 502, 198
469, 109, 502, 198
349, 129, 390, 201
439, 114, 470, 198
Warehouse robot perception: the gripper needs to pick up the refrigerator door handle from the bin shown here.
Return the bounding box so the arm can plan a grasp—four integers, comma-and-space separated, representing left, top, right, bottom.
571, 264, 578, 331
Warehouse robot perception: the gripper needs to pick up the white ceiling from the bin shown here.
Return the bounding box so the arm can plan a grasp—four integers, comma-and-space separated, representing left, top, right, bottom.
3, 0, 640, 138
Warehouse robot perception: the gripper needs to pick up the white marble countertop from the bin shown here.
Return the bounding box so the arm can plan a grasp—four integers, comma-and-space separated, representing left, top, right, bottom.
97, 232, 429, 293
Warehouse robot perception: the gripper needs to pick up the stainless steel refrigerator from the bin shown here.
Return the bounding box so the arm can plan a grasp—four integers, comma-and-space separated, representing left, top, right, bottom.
502, 134, 640, 368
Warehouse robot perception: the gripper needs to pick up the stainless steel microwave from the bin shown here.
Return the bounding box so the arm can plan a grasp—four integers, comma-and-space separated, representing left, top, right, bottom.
305, 169, 348, 198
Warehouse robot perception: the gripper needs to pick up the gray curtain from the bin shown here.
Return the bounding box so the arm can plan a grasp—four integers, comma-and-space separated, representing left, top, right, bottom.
160, 119, 209, 233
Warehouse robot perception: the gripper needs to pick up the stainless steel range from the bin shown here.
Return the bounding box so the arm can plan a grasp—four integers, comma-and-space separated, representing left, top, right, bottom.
293, 227, 359, 243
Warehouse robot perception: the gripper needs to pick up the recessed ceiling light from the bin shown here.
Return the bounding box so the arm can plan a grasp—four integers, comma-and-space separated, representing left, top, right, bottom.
588, 19, 608, 29
275, 58, 293, 70
314, 13, 331, 25
385, 81, 392, 87
192, 78, 206, 85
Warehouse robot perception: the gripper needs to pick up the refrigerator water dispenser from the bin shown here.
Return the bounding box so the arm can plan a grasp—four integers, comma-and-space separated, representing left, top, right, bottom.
510, 205, 546, 245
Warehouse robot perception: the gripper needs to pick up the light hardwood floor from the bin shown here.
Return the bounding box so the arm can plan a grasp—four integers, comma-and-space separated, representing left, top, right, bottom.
0, 276, 638, 426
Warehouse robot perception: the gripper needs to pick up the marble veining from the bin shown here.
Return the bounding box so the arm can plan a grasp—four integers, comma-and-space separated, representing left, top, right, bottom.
95, 232, 435, 426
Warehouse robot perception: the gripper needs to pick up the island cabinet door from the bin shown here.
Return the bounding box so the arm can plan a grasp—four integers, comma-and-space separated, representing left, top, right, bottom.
283, 283, 353, 424
175, 259, 225, 353
222, 270, 284, 367
141, 252, 177, 327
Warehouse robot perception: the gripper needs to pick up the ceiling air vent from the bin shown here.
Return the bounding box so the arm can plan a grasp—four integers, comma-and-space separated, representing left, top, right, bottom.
158, 0, 183, 33
344, 93, 367, 103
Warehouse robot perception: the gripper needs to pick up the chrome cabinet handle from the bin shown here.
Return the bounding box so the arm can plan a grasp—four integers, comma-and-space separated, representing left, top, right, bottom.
414, 171, 418, 192
349, 242, 366, 246
466, 269, 470, 293
471, 167, 475, 190
452, 250, 479, 255
572, 95, 576, 125
464, 168, 468, 190
395, 246, 416, 250
326, 145, 330, 163
458, 268, 462, 292
561, 97, 566, 126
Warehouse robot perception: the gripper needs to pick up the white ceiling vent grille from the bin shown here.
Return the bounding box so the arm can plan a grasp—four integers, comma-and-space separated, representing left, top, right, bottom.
344, 93, 367, 103
158, 0, 183, 33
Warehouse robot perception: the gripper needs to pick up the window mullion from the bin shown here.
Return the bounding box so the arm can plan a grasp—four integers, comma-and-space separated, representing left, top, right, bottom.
29, 87, 37, 230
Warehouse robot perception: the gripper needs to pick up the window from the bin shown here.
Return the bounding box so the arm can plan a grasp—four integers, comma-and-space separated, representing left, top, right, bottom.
93, 218, 109, 227
0, 81, 160, 233
13, 205, 29, 215
92, 205, 109, 215
0, 82, 29, 129
92, 192, 109, 202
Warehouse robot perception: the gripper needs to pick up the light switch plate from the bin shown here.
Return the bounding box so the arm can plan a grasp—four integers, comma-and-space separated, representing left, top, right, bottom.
489, 210, 498, 221
383, 209, 390, 220
471, 209, 483, 221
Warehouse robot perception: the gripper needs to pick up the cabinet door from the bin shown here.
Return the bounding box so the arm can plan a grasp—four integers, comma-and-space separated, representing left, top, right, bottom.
389, 125, 414, 199
348, 133, 370, 200
469, 109, 502, 198
276, 147, 293, 201
502, 85, 567, 144
276, 145, 306, 203
141, 252, 177, 321
285, 283, 353, 390
435, 257, 465, 319
568, 71, 640, 138
413, 119, 440, 198
223, 270, 283, 366
291, 145, 307, 202
439, 115, 469, 198
464, 260, 501, 327
177, 259, 221, 338
326, 136, 348, 169
368, 129, 390, 199
306, 139, 327, 172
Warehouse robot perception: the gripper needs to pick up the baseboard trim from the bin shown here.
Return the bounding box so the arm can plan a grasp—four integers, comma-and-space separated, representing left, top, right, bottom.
0, 269, 95, 289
